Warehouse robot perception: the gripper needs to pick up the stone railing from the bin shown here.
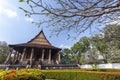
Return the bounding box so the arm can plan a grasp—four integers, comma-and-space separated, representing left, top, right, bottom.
0, 64, 26, 70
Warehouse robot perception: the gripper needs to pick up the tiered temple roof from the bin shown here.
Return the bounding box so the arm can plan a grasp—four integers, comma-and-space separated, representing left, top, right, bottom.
9, 30, 61, 50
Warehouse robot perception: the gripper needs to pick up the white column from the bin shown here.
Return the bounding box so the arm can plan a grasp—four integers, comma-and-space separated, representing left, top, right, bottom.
41, 49, 44, 61
20, 48, 26, 62
18, 53, 21, 61
48, 49, 51, 64
30, 48, 34, 62
13, 51, 17, 62
56, 51, 60, 64
58, 53, 61, 63
16, 51, 19, 60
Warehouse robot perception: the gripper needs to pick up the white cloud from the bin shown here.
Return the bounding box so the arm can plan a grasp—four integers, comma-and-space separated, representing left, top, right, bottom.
25, 17, 34, 22
0, 0, 18, 18
4, 9, 17, 18
0, 7, 2, 13
59, 44, 71, 49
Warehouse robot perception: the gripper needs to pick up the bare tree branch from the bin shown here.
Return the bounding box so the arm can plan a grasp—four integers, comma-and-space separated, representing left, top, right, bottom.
20, 0, 120, 37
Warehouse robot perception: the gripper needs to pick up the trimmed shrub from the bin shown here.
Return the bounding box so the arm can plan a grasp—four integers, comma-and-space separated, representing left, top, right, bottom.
73, 68, 120, 72
0, 69, 120, 80
0, 69, 45, 80
42, 70, 120, 80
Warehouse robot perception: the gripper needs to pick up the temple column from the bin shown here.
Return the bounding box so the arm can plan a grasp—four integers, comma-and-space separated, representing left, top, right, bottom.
13, 51, 17, 63
30, 48, 34, 64
20, 48, 26, 62
58, 52, 61, 63
56, 51, 60, 64
24, 52, 28, 60
18, 53, 21, 61
41, 49, 44, 61
16, 52, 19, 60
4, 48, 13, 64
48, 49, 51, 64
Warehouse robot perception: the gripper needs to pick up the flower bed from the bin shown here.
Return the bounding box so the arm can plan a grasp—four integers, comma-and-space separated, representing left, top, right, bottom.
0, 69, 120, 80
0, 69, 45, 80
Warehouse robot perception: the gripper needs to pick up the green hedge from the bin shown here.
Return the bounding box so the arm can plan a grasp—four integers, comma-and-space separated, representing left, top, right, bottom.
0, 69, 45, 80
69, 68, 120, 72
0, 69, 120, 80
42, 70, 120, 80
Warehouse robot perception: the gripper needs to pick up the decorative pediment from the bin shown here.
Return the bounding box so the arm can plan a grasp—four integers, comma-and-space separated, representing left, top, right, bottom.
28, 30, 51, 46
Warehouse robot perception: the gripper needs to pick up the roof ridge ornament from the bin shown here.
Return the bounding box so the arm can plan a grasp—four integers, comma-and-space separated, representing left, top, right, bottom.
41, 26, 43, 32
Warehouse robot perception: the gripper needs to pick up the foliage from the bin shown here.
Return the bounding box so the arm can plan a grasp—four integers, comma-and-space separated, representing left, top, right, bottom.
84, 48, 100, 64
60, 37, 91, 64
0, 41, 9, 64
1, 69, 120, 80
91, 25, 120, 63
92, 64, 100, 71
71, 37, 90, 64
0, 69, 45, 80
108, 48, 120, 63
19, 0, 120, 37
103, 25, 120, 49
42, 69, 120, 80
19, 0, 24, 2
90, 35, 109, 63
72, 37, 90, 53
60, 24, 120, 64
60, 48, 72, 64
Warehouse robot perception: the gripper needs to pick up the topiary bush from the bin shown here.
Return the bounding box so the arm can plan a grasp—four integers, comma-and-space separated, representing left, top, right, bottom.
0, 69, 45, 80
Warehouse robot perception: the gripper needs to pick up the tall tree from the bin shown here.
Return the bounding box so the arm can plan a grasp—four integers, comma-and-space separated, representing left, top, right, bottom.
0, 41, 9, 64
71, 37, 90, 64
103, 25, 120, 63
91, 24, 120, 63
19, 0, 120, 37
91, 35, 109, 63
60, 37, 90, 64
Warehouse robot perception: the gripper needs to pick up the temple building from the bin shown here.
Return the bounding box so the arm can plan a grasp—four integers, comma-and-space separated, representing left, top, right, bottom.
4, 30, 61, 67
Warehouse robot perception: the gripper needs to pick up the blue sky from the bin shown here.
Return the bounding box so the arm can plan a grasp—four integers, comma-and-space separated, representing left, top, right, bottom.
0, 0, 97, 49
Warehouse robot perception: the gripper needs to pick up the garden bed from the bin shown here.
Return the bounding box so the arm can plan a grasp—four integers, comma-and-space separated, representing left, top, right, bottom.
0, 69, 120, 80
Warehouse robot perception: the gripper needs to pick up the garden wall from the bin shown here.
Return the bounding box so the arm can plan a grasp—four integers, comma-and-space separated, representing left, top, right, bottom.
80, 63, 120, 68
